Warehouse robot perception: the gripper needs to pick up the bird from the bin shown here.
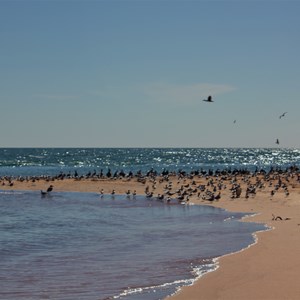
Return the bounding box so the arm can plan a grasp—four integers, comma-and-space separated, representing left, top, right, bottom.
203, 95, 213, 102
214, 192, 221, 200
46, 185, 53, 192
233, 120, 236, 124
276, 139, 280, 145
41, 185, 53, 196
157, 194, 164, 201
41, 190, 48, 196
279, 112, 287, 119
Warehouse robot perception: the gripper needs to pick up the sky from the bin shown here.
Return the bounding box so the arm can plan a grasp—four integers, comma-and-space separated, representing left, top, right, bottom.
0, 0, 299, 148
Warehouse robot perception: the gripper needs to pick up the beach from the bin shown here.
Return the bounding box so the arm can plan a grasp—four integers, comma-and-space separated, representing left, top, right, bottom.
1, 170, 300, 300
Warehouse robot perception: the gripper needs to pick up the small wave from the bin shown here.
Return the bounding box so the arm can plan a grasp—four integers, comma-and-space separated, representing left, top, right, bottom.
28, 155, 45, 159
113, 260, 218, 299
113, 278, 193, 299
0, 190, 24, 195
192, 259, 218, 279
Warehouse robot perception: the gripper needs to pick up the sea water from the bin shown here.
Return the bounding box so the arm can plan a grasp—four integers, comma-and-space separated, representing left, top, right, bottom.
1, 148, 300, 177
0, 190, 266, 300
1, 148, 296, 299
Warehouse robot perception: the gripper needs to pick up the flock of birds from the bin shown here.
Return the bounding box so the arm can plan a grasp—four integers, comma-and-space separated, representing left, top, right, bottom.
96, 168, 294, 205
99, 181, 217, 204
38, 167, 296, 206
202, 95, 288, 146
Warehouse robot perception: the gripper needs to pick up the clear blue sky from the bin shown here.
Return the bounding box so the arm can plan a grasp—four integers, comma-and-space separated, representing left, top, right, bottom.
1, 0, 299, 148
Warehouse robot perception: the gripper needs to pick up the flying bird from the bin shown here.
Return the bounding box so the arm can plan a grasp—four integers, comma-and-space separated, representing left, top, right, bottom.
279, 112, 287, 119
203, 95, 213, 102
276, 139, 280, 145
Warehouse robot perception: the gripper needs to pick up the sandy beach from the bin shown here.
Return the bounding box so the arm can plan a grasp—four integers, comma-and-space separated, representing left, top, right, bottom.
1, 170, 300, 300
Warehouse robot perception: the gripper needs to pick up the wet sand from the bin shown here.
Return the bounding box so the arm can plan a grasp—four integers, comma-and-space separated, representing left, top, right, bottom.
2, 172, 300, 300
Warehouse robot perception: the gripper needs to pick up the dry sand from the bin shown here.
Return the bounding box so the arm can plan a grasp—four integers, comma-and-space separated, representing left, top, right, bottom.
1, 172, 300, 300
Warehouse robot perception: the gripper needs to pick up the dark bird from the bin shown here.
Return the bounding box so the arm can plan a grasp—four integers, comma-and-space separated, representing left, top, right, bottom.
276, 139, 280, 145
41, 185, 54, 196
47, 185, 53, 192
279, 112, 287, 119
233, 120, 236, 124
214, 192, 221, 200
203, 95, 213, 102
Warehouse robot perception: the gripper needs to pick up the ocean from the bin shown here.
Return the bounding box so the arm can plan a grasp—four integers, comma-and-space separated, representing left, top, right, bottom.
1, 148, 300, 177
1, 148, 299, 299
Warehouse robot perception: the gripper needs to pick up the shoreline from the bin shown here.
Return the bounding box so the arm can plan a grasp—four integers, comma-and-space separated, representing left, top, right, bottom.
1, 171, 300, 300
168, 196, 300, 299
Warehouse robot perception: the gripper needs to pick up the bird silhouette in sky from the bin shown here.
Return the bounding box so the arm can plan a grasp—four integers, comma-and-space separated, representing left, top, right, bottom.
276, 139, 280, 145
203, 95, 213, 102
279, 112, 287, 119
